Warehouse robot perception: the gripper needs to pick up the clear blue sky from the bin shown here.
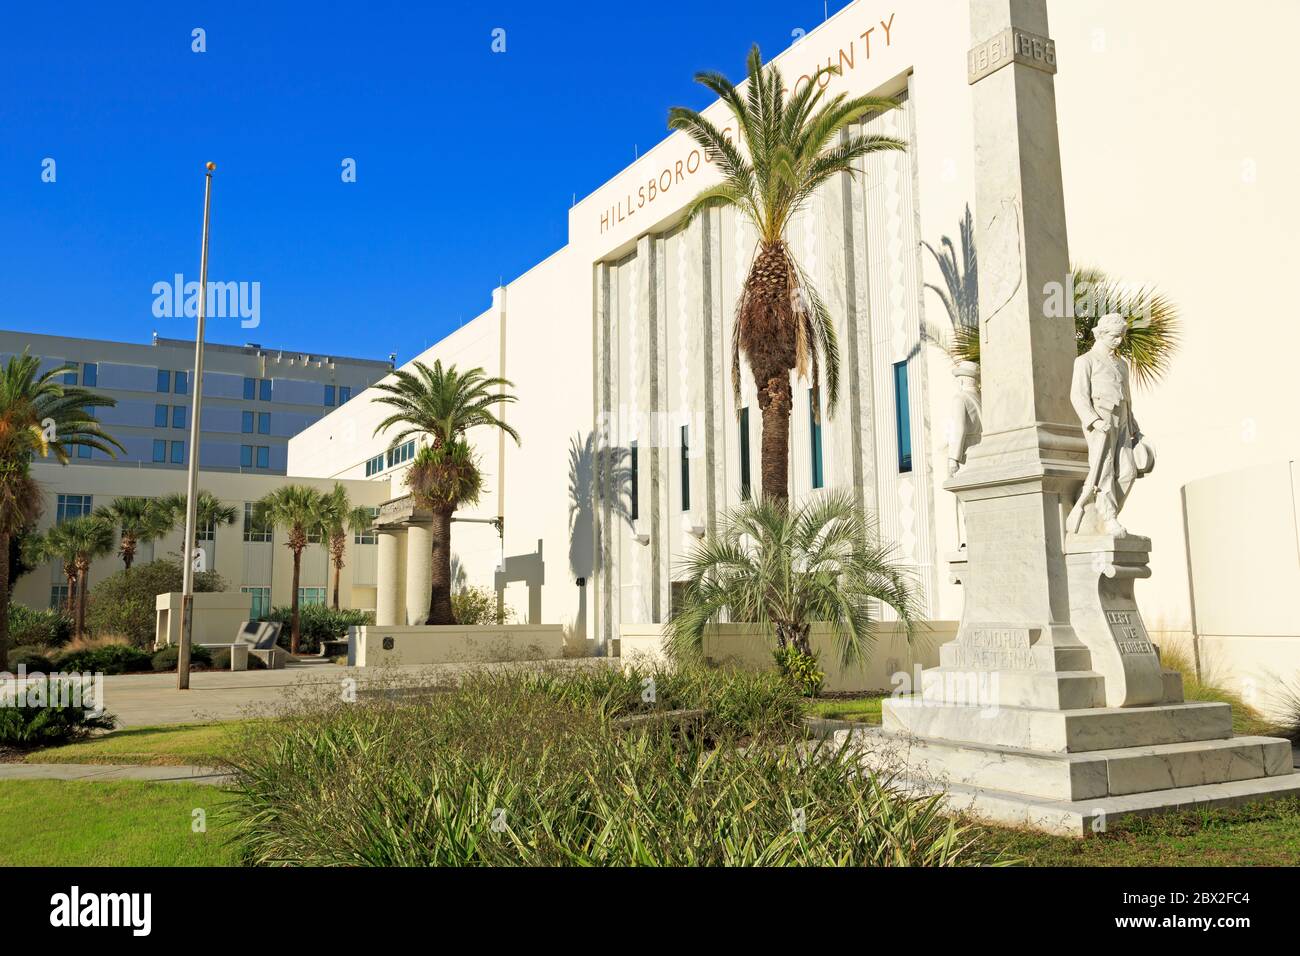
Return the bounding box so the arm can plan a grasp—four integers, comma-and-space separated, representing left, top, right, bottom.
0, 0, 852, 364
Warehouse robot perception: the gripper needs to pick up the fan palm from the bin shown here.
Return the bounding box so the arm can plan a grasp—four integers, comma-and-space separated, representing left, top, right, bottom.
0, 351, 122, 669
57, 515, 116, 639
923, 211, 1180, 387
667, 490, 919, 668
95, 497, 171, 571
320, 483, 375, 610
371, 360, 519, 625
27, 526, 79, 616
253, 485, 329, 653
156, 489, 238, 569
669, 45, 905, 500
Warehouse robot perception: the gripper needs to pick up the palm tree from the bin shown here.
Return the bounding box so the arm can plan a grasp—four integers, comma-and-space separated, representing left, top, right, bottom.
0, 352, 122, 670
156, 489, 238, 568
669, 46, 906, 500
253, 485, 329, 653
923, 209, 1180, 387
320, 483, 374, 610
370, 360, 519, 625
60, 515, 116, 639
667, 491, 919, 669
27, 526, 78, 616
95, 497, 171, 571
405, 440, 484, 624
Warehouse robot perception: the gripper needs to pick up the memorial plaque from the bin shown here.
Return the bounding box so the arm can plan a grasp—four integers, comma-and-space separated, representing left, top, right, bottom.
1105, 609, 1155, 657
968, 27, 1057, 84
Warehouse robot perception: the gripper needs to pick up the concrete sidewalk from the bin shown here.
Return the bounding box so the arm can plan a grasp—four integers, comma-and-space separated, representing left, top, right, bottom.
0, 763, 232, 785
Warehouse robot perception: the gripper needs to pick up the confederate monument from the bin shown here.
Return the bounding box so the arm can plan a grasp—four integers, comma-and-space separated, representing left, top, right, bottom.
846, 0, 1300, 835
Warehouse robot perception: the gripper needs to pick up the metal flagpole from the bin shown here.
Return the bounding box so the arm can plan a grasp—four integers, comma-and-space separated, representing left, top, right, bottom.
178, 161, 216, 691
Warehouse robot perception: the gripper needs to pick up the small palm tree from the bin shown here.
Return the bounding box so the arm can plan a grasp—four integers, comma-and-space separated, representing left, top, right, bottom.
58, 515, 116, 639
27, 526, 79, 615
667, 491, 919, 668
156, 489, 238, 567
320, 483, 374, 610
669, 46, 905, 500
405, 440, 484, 624
371, 360, 519, 625
0, 352, 122, 670
253, 485, 329, 653
95, 497, 171, 571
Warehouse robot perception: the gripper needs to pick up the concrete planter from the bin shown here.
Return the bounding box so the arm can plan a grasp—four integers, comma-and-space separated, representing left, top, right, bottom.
349, 624, 565, 667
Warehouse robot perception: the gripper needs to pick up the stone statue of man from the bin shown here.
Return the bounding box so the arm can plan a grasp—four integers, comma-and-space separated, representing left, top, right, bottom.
1068, 313, 1152, 536
946, 361, 982, 477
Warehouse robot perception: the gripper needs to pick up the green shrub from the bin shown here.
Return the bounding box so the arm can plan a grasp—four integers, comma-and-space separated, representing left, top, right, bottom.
7, 646, 55, 673
264, 605, 372, 654
7, 605, 73, 648
773, 647, 826, 697
227, 671, 980, 866
0, 680, 116, 748
1272, 675, 1300, 745
450, 586, 516, 625
85, 560, 227, 647
56, 644, 154, 675
210, 648, 267, 671
150, 644, 213, 672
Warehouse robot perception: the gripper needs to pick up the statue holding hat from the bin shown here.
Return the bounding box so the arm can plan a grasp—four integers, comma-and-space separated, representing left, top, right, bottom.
1067, 312, 1155, 536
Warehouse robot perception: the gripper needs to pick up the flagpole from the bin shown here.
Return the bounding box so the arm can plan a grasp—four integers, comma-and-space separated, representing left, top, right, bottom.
178, 161, 215, 691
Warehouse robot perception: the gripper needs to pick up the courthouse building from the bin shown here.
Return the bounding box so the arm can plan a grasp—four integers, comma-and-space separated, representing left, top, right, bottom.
18, 1, 1300, 703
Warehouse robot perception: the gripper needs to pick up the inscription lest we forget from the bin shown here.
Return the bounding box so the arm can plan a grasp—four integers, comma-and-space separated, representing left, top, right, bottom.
1105, 609, 1155, 656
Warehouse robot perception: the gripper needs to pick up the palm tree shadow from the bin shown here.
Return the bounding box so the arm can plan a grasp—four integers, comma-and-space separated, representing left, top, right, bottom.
568, 432, 633, 644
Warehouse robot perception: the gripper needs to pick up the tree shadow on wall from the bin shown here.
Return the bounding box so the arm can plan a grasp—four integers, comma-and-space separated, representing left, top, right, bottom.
568, 431, 634, 645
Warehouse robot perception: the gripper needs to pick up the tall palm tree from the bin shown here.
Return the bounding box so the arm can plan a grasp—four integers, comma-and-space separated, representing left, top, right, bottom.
253, 485, 329, 653
370, 360, 519, 625
406, 440, 485, 624
27, 526, 79, 616
60, 515, 116, 639
669, 45, 906, 500
0, 352, 122, 670
667, 491, 919, 668
320, 483, 374, 610
95, 496, 171, 571
156, 489, 238, 568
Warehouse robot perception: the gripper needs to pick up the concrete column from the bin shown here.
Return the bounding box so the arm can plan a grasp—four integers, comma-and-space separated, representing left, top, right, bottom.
404, 522, 432, 626
375, 529, 400, 626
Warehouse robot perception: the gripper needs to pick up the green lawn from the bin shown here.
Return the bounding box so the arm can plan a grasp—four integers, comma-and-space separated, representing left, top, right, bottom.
0, 780, 238, 866
26, 721, 253, 766
809, 695, 885, 724
973, 797, 1300, 866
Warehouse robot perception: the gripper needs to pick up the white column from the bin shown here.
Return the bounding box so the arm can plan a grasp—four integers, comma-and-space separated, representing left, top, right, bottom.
375, 529, 400, 626
404, 522, 432, 626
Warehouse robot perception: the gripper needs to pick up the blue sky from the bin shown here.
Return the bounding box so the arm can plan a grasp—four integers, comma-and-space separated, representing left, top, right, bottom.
0, 0, 852, 363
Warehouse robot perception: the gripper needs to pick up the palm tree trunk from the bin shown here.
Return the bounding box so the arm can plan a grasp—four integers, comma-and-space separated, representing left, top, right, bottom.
758, 375, 792, 501
332, 555, 341, 610
0, 532, 10, 672
426, 507, 456, 625
289, 549, 302, 654
76, 566, 88, 639
122, 532, 136, 572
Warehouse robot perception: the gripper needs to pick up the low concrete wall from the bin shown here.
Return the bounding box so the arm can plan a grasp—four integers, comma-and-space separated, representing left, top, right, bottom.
155, 592, 250, 649
351, 624, 566, 667
619, 621, 955, 693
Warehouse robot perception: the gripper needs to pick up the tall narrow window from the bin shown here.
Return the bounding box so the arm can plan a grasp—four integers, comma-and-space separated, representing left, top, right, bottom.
893, 360, 913, 473
809, 389, 824, 490
243, 377, 256, 400
680, 425, 691, 512
629, 441, 639, 522
259, 379, 272, 401
739, 407, 752, 500
81, 363, 97, 386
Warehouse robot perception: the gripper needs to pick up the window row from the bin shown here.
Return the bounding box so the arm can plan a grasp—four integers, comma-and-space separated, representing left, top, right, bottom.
155, 404, 187, 429
241, 410, 271, 434
152, 439, 186, 464
240, 445, 272, 470
60, 362, 97, 387
157, 370, 189, 394
365, 440, 416, 477
243, 377, 273, 401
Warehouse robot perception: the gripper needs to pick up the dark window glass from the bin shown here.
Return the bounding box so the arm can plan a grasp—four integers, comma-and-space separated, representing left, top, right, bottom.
157, 370, 170, 393
240, 445, 253, 468
174, 370, 187, 394
242, 411, 254, 433
324, 385, 335, 406
739, 407, 751, 500
630, 442, 639, 522
82, 363, 97, 386
77, 444, 91, 459
172, 405, 186, 429
680, 425, 691, 512
339, 386, 351, 404
170, 441, 185, 464
153, 439, 167, 462
809, 389, 824, 490
893, 361, 912, 473
259, 379, 271, 401
257, 412, 270, 434
243, 377, 256, 400
154, 404, 168, 427
256, 446, 269, 469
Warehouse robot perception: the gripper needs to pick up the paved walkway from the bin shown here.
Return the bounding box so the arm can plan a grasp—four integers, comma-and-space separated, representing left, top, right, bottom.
0, 763, 232, 785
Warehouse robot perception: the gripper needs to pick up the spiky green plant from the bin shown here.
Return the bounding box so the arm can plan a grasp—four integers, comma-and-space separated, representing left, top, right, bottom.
667, 490, 919, 668
669, 45, 905, 500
